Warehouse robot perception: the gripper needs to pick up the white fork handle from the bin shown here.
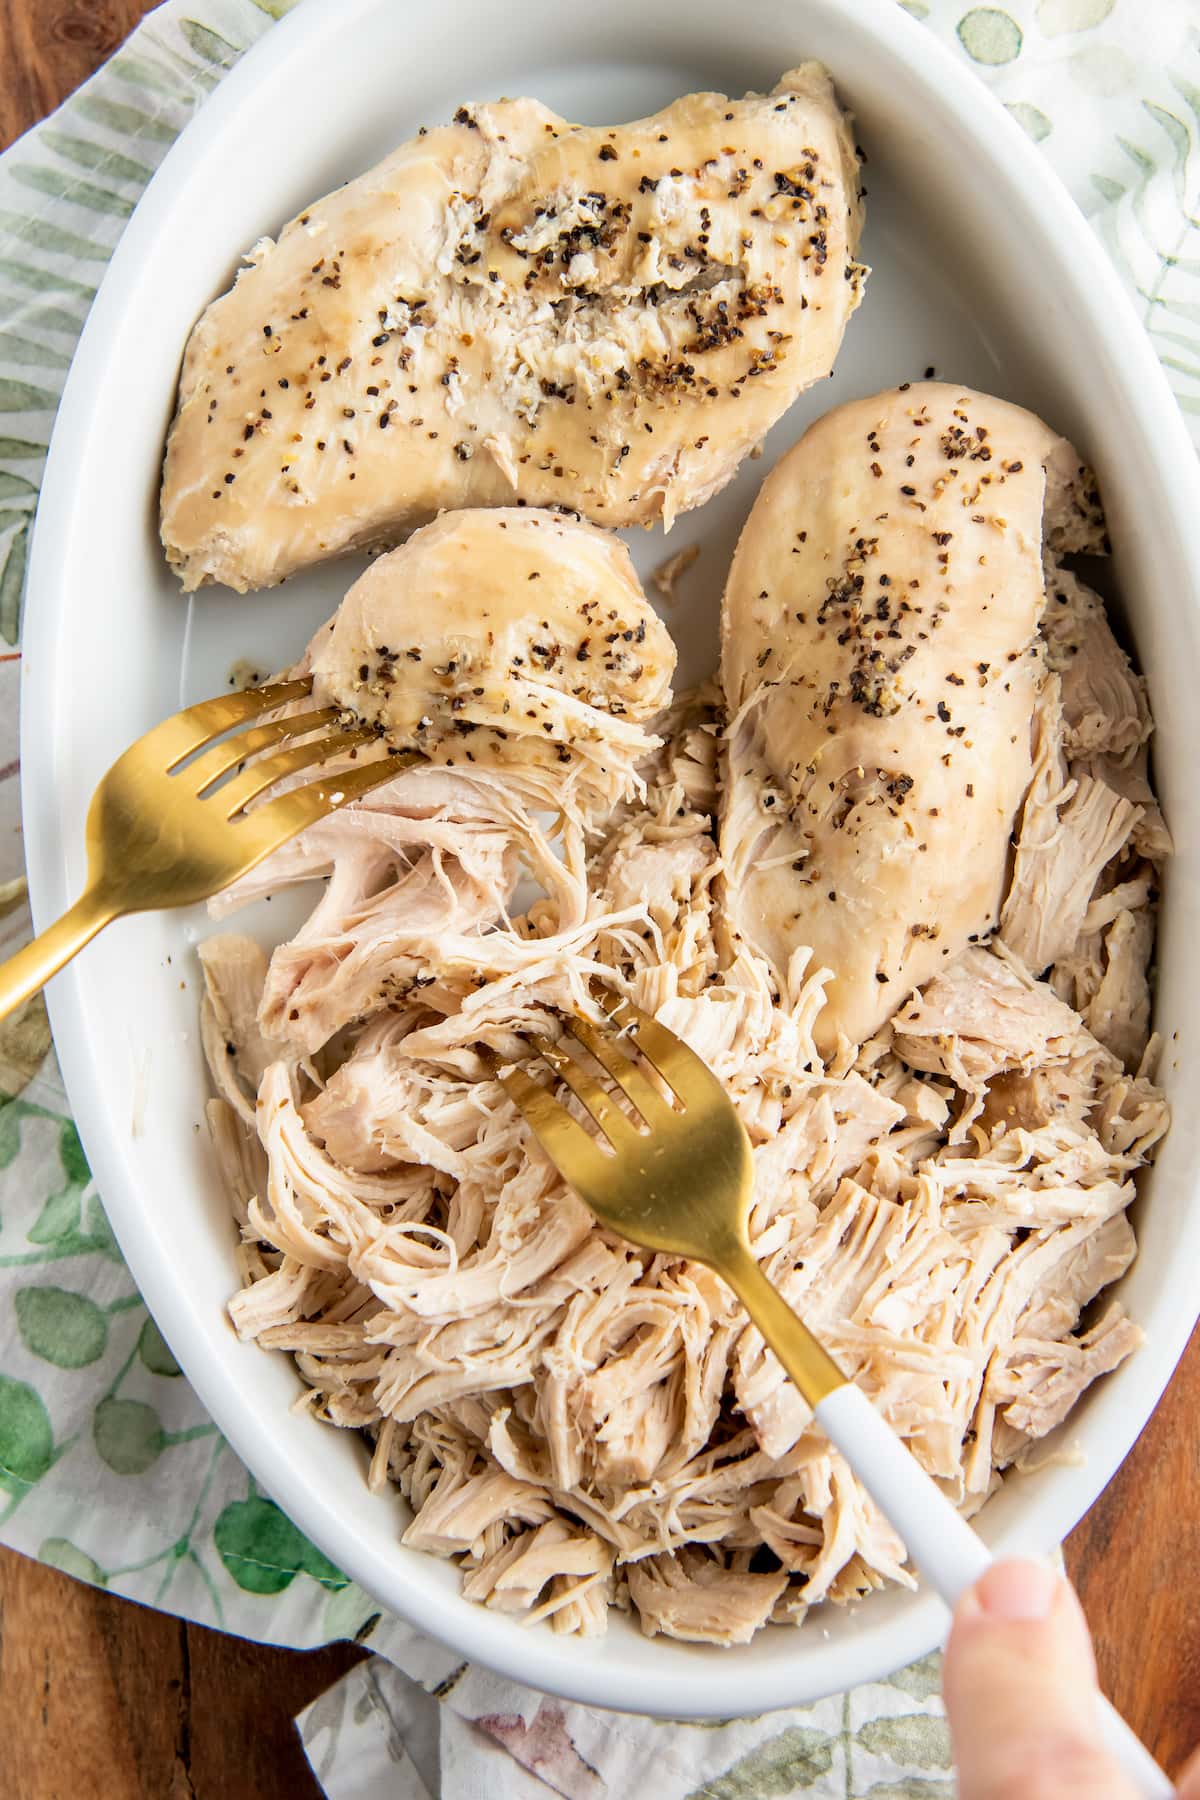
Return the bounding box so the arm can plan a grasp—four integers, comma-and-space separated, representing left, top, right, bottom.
814, 1383, 1173, 1797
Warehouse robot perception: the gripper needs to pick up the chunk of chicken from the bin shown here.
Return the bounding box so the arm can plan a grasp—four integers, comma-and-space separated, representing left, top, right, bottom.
892, 943, 1096, 1089
196, 934, 280, 1122
308, 507, 675, 790
626, 1549, 788, 1645
400, 1469, 553, 1557
161, 65, 865, 591
1041, 567, 1151, 768
720, 381, 1100, 1056
996, 1301, 1143, 1439
1000, 765, 1139, 976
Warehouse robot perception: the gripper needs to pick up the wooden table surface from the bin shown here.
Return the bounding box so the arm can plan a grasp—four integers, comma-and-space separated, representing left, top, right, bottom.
1, 4, 1197, 1795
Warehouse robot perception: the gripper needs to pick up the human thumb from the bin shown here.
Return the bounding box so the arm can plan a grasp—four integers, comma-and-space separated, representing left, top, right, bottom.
1175, 1747, 1200, 1799
943, 1559, 1140, 1799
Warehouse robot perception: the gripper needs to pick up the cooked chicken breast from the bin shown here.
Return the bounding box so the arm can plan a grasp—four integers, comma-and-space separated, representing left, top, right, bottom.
161, 64, 865, 591
309, 506, 674, 800
720, 381, 1103, 1055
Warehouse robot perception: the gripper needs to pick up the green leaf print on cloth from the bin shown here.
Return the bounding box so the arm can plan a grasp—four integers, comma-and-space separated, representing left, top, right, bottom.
215, 1495, 348, 1596
138, 1316, 182, 1377
861, 1783, 956, 1799
956, 7, 1023, 63
685, 1726, 836, 1796
26, 1181, 86, 1247
39, 1535, 109, 1586
58, 1117, 89, 1185
0, 1373, 55, 1499
1, 2, 1198, 1796
1006, 100, 1053, 142
94, 1396, 167, 1474
180, 21, 245, 67
885, 1652, 945, 1704
856, 1713, 954, 1767
1038, 0, 1116, 34
16, 1285, 108, 1367
0, 1103, 20, 1171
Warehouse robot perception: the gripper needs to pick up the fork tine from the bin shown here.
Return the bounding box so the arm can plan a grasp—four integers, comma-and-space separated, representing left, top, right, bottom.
567, 1009, 674, 1126
187, 706, 340, 794
591, 989, 718, 1112
498, 1060, 611, 1179
235, 751, 418, 848
150, 678, 316, 772
531, 1035, 641, 1147
218, 727, 379, 817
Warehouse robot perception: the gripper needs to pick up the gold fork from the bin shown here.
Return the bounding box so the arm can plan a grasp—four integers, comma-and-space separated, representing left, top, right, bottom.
494, 990, 1168, 1795
0, 675, 417, 1023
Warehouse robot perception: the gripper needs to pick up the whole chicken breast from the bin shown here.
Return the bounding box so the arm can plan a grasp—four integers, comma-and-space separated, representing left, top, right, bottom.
720, 381, 1103, 1055
161, 64, 865, 592
309, 507, 675, 806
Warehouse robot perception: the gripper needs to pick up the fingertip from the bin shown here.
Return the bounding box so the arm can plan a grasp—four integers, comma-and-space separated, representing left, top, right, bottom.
943, 1565, 1122, 1799
1175, 1744, 1200, 1799
950, 1558, 1090, 1647
949, 1559, 1062, 1648
944, 1559, 1098, 1713
949, 1562, 1101, 1684
975, 1558, 1059, 1621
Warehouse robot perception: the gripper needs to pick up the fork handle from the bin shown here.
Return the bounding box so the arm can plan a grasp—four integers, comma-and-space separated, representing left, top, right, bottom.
813, 1382, 992, 1605
814, 1382, 1171, 1795
0, 888, 117, 1023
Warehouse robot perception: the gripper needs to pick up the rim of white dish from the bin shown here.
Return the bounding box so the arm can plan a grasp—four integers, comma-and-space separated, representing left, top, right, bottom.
20, 0, 1200, 1717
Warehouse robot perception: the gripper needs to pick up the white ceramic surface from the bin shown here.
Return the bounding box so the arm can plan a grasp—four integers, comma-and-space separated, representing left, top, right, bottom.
20, 0, 1200, 1718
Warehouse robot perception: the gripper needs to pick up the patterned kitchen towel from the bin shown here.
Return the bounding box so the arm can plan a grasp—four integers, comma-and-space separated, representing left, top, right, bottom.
295, 1649, 957, 1800
0, 1, 1195, 1796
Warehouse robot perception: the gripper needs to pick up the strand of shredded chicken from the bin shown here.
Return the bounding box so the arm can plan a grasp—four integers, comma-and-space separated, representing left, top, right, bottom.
200, 614, 1167, 1646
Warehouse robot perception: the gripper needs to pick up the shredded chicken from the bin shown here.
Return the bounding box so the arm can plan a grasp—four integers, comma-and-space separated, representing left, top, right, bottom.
198, 395, 1167, 1645
1041, 567, 1151, 769
651, 543, 701, 605
892, 943, 1096, 1090
201, 701, 1165, 1641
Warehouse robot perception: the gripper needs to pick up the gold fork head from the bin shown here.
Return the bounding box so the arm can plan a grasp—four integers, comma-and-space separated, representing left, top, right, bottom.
493, 990, 847, 1408
0, 675, 421, 1025
494, 989, 757, 1266
86, 675, 417, 914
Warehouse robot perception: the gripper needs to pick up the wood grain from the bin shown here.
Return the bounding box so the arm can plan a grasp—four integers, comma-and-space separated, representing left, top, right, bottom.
1, 2, 1197, 1793
0, 1, 155, 149
0, 1550, 363, 1799
1065, 1322, 1200, 1778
